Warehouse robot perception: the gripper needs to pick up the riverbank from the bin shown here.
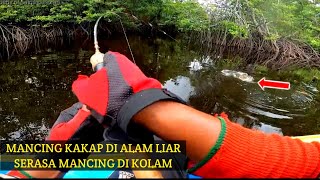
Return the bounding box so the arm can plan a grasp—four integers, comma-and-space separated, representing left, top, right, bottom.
1, 26, 320, 71
1, 0, 319, 69
0, 22, 178, 60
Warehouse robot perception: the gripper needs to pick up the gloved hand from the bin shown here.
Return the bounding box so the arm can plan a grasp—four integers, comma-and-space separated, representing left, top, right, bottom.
6, 103, 105, 177
41, 102, 106, 172
47, 102, 104, 142
72, 51, 186, 143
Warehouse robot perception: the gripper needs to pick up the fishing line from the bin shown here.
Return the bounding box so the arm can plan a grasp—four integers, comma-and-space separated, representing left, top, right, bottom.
93, 15, 136, 64
118, 18, 136, 64
93, 12, 177, 65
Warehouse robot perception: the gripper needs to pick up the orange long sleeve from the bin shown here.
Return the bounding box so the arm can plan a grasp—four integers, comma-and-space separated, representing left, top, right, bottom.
188, 113, 320, 178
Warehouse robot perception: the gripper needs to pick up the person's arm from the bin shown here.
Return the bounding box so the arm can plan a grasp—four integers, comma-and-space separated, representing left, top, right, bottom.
134, 101, 220, 162
70, 51, 319, 178
133, 101, 320, 178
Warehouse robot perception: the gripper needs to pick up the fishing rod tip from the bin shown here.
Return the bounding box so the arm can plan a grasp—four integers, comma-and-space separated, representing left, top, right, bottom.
90, 51, 104, 71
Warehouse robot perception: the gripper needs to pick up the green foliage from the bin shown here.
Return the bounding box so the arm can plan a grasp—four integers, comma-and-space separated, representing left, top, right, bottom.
220, 21, 249, 38
291, 68, 320, 82
254, 65, 269, 74
160, 0, 210, 31
0, 5, 18, 22
243, 0, 320, 49
204, 0, 320, 50
270, 67, 320, 88
120, 0, 164, 22
0, 0, 319, 51
0, 0, 210, 32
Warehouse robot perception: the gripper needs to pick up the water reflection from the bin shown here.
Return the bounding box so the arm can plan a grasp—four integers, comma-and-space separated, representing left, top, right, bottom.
0, 35, 319, 140
163, 76, 195, 102
4, 120, 49, 141
246, 106, 293, 120
253, 123, 284, 135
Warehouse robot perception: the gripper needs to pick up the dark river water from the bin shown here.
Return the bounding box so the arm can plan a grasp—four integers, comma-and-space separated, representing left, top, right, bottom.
0, 35, 319, 140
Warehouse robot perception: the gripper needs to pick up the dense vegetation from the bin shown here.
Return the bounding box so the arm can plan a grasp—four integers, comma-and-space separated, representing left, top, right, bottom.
0, 0, 319, 68
0, 0, 208, 31
195, 0, 320, 69
204, 0, 320, 49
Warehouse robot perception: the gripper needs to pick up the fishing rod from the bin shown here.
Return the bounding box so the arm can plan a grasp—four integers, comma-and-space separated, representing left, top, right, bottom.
89, 16, 105, 71
89, 16, 164, 179
90, 14, 136, 71
90, 11, 178, 71
94, 16, 103, 53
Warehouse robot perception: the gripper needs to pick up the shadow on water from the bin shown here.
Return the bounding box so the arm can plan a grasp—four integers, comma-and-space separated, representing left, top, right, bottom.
0, 35, 319, 140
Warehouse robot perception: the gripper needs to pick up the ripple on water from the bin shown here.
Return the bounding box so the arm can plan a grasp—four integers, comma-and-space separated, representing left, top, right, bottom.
246, 106, 293, 120
217, 70, 319, 126
2, 121, 49, 141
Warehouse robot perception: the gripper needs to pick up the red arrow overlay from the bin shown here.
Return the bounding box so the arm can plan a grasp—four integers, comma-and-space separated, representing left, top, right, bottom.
258, 77, 290, 90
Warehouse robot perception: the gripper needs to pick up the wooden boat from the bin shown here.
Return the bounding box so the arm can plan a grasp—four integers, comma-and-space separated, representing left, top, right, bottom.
292, 134, 320, 143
